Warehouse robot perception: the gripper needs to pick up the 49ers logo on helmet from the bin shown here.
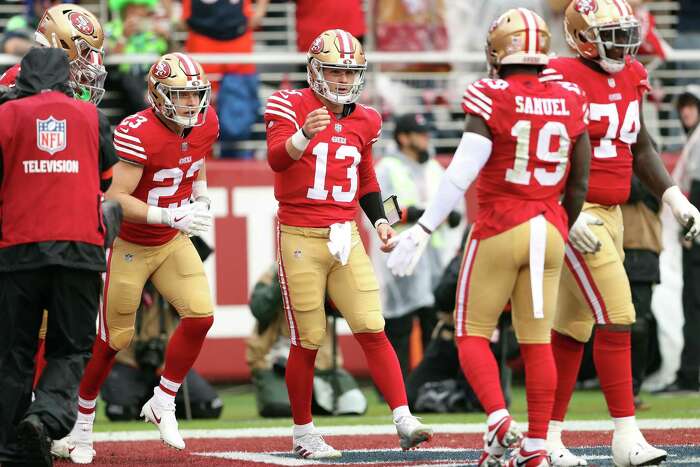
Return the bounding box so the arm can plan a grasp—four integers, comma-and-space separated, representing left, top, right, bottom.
68, 11, 94, 35
310, 36, 324, 54
153, 61, 171, 79
574, 0, 597, 15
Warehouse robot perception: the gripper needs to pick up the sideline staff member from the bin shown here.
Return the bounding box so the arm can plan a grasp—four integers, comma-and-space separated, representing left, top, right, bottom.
0, 48, 118, 467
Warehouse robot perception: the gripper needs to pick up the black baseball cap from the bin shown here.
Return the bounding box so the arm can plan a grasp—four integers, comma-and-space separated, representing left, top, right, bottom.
394, 113, 431, 135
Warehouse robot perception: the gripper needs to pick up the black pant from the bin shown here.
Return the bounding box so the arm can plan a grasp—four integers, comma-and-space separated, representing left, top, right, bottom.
681, 244, 700, 386
630, 281, 659, 395
384, 307, 437, 378
0, 266, 100, 462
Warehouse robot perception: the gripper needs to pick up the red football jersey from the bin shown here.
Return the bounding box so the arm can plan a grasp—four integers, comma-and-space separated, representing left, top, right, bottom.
264, 88, 382, 228
114, 107, 219, 246
462, 74, 588, 240
541, 57, 649, 205
0, 64, 19, 87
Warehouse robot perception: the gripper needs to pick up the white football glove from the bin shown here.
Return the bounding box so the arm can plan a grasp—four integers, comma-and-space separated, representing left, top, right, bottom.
663, 185, 700, 240
164, 203, 212, 236
569, 212, 603, 254
386, 224, 431, 277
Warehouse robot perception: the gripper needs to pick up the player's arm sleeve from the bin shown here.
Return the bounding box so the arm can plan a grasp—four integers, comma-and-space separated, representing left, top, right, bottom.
98, 110, 117, 191
264, 93, 301, 172
113, 121, 148, 166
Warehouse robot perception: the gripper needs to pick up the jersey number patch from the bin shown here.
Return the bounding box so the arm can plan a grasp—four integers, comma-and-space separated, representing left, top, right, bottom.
589, 100, 640, 159
505, 120, 570, 186
147, 159, 205, 207
307, 143, 361, 202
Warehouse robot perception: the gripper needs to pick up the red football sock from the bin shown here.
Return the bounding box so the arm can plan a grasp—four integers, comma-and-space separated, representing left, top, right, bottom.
520, 343, 557, 439
33, 338, 47, 389
551, 331, 584, 422
79, 338, 118, 403
162, 316, 214, 384
354, 331, 407, 409
456, 336, 505, 414
285, 344, 317, 425
594, 328, 635, 418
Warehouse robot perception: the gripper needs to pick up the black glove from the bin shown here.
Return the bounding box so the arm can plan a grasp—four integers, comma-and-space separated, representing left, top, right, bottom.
447, 211, 462, 228
404, 205, 425, 223
102, 199, 123, 248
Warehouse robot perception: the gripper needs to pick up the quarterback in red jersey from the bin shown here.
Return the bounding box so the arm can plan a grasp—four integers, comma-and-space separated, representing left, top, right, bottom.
389, 9, 590, 467
57, 53, 218, 464
539, 1, 700, 466
0, 4, 107, 104
264, 29, 432, 459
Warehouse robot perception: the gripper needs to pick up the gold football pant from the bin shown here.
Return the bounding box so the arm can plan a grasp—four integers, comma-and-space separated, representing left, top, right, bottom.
277, 222, 384, 350
98, 233, 213, 351
454, 216, 565, 344
555, 203, 635, 342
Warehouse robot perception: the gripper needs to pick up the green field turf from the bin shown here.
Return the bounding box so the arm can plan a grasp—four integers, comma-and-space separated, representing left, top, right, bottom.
92, 384, 700, 433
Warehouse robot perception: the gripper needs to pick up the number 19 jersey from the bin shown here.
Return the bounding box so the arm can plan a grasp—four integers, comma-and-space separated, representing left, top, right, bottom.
462, 74, 588, 240
114, 107, 219, 246
264, 88, 382, 228
541, 57, 649, 205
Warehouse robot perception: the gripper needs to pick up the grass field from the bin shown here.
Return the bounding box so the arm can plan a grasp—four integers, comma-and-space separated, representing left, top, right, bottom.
92, 384, 700, 432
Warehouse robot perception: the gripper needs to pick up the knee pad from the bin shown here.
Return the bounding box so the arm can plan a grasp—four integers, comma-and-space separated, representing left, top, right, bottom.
300, 326, 326, 350
109, 327, 135, 351
348, 313, 385, 335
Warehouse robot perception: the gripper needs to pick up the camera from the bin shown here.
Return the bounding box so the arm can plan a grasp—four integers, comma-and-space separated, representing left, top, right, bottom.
133, 337, 166, 372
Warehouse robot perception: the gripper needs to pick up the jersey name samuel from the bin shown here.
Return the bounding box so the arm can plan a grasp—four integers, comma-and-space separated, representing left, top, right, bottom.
23, 159, 79, 174
515, 96, 570, 116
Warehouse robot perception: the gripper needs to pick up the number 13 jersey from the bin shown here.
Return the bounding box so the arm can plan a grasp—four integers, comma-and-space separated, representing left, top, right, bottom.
462, 74, 589, 240
113, 107, 219, 246
541, 57, 649, 206
264, 88, 382, 228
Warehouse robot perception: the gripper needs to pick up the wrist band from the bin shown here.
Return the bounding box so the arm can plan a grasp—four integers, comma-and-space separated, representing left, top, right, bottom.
147, 206, 166, 225
374, 218, 389, 229
291, 127, 311, 152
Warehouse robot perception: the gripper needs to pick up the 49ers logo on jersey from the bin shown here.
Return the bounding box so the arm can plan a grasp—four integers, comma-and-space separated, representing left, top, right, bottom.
153, 61, 171, 79
68, 11, 94, 35
574, 0, 597, 15
36, 116, 67, 155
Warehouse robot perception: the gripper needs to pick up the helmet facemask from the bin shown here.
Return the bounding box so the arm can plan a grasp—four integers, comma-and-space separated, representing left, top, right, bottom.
151, 84, 211, 128
307, 58, 366, 105
69, 37, 106, 104
575, 18, 641, 73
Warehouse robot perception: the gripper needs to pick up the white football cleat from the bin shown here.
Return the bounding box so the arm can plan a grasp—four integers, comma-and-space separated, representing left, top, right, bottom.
395, 415, 433, 450
140, 395, 185, 450
292, 432, 341, 459
65, 418, 96, 464
612, 429, 667, 466
479, 414, 522, 466
547, 426, 587, 466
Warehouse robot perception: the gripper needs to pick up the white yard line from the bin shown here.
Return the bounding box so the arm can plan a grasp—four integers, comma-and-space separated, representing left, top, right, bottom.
93, 419, 700, 442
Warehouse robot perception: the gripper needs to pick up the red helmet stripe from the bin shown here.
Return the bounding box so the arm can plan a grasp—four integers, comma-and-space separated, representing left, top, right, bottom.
518, 8, 538, 54
173, 52, 198, 79
611, 0, 627, 16
335, 29, 353, 59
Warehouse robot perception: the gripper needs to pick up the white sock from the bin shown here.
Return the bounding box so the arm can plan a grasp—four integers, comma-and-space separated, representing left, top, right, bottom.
523, 437, 546, 452
293, 421, 315, 438
392, 405, 411, 421
77, 397, 97, 423
613, 416, 638, 433
76, 411, 95, 424
486, 408, 510, 426
154, 376, 180, 406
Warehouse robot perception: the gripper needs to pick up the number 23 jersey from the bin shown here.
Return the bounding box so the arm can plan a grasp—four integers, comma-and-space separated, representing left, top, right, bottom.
264, 88, 382, 228
114, 107, 219, 246
541, 57, 649, 205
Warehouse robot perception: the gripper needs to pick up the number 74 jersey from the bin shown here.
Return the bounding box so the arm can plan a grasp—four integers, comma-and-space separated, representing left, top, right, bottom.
462, 74, 588, 241
113, 107, 219, 246
264, 88, 382, 228
541, 57, 649, 206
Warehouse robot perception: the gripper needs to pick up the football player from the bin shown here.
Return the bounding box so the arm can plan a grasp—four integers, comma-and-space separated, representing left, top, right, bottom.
58, 53, 218, 464
539, 1, 700, 466
387, 9, 591, 467
264, 29, 433, 459
0, 3, 107, 104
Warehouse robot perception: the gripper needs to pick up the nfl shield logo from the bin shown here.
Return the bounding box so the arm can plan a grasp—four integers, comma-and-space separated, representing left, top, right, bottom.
334, 123, 342, 133
36, 116, 67, 155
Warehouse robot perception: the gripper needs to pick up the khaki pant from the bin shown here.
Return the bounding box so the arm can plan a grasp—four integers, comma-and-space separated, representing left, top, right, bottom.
277, 222, 384, 350
455, 217, 565, 344
99, 233, 213, 351
555, 203, 635, 342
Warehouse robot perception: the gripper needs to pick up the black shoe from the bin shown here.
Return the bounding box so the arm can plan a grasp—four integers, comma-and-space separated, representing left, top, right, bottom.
652, 380, 700, 396
16, 415, 52, 467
